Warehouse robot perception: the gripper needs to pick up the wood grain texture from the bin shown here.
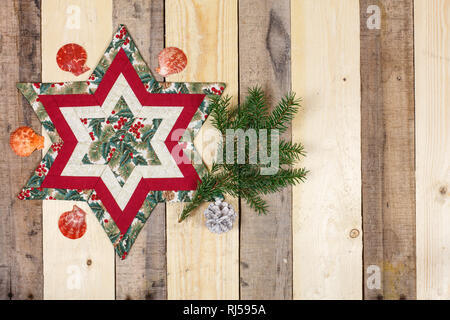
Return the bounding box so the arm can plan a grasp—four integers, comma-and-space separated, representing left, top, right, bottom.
43, 201, 115, 299
165, 0, 239, 300
291, 0, 362, 299
42, 0, 113, 82
113, 0, 167, 300
0, 0, 43, 300
42, 0, 115, 300
238, 0, 292, 299
360, 0, 416, 300
415, 0, 450, 300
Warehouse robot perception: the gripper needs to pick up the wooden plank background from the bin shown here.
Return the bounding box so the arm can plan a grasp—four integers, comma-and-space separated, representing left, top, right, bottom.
41, 0, 115, 300
415, 0, 450, 300
239, 0, 293, 300
165, 0, 239, 300
1, 0, 43, 300
113, 0, 167, 301
360, 0, 416, 300
291, 0, 362, 299
1, 0, 449, 300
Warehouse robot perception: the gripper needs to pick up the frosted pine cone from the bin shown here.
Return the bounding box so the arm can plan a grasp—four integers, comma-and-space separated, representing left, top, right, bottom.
204, 200, 237, 234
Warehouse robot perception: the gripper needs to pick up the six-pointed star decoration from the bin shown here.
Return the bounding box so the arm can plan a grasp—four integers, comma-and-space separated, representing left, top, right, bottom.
17, 25, 226, 259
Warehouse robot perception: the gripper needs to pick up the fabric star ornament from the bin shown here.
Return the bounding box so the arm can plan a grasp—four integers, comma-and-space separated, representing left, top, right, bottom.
17, 25, 225, 259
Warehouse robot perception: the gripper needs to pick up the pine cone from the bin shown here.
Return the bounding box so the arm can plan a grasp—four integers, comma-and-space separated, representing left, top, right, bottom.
204, 199, 236, 234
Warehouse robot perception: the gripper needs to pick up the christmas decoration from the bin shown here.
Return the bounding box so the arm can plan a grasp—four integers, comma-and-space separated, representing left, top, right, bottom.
58, 205, 87, 240
156, 47, 187, 77
56, 43, 90, 76
180, 88, 308, 222
204, 199, 236, 234
10, 126, 44, 157
17, 25, 224, 258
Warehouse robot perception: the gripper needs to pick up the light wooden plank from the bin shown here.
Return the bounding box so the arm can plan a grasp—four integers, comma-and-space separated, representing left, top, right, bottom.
165, 0, 239, 300
43, 201, 114, 299
291, 0, 362, 299
42, 0, 113, 82
0, 0, 43, 300
360, 0, 416, 300
42, 0, 114, 300
238, 0, 292, 299
415, 0, 450, 300
113, 0, 167, 300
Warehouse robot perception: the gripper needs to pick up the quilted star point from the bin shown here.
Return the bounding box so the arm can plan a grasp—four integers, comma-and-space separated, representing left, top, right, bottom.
18, 25, 226, 258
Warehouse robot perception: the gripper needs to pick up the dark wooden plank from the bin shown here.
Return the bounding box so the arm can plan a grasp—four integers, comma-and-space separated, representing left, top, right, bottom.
113, 0, 167, 300
0, 0, 43, 300
238, 0, 292, 299
360, 0, 416, 300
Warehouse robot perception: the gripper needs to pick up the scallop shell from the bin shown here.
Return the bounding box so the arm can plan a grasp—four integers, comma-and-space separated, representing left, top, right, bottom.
58, 205, 87, 240
56, 43, 90, 76
155, 47, 187, 77
10, 126, 44, 157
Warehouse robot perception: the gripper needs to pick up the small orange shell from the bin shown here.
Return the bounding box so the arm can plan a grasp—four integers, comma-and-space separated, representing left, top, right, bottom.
58, 205, 87, 240
10, 126, 44, 157
155, 47, 187, 77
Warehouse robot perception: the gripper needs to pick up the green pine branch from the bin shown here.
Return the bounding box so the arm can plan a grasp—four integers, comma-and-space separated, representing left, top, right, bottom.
239, 189, 268, 215
279, 140, 306, 165
179, 88, 307, 222
210, 95, 232, 134
239, 167, 308, 195
265, 92, 301, 133
238, 87, 268, 129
